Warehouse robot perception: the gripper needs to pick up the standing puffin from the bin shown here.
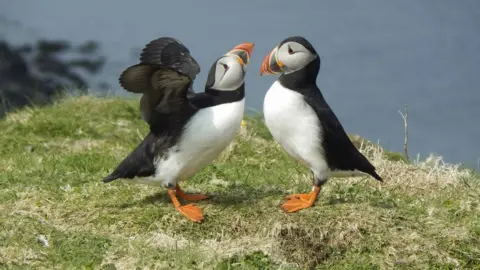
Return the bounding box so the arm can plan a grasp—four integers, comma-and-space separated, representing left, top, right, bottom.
103, 37, 254, 222
259, 36, 382, 213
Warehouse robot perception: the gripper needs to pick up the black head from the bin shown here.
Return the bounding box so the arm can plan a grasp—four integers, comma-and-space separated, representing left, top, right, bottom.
260, 36, 320, 76
278, 36, 317, 55
205, 42, 255, 91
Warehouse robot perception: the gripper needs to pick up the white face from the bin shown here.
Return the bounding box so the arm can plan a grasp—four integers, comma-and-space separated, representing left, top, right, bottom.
276, 41, 317, 74
210, 55, 246, 91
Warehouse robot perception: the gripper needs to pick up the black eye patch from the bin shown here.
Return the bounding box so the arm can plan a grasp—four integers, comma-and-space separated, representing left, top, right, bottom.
288, 46, 294, 55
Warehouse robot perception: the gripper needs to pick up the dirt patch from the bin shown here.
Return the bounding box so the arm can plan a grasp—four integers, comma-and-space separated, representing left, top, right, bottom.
271, 222, 357, 268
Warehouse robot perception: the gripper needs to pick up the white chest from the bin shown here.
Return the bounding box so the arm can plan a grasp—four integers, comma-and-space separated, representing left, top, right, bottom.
263, 81, 327, 172
154, 98, 245, 184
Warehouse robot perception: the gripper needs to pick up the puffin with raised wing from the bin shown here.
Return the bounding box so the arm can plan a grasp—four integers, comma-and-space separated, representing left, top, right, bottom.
260, 36, 382, 213
103, 37, 254, 222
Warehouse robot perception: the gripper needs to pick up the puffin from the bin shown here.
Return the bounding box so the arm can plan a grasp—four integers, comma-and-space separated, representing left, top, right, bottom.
259, 36, 382, 213
103, 37, 254, 222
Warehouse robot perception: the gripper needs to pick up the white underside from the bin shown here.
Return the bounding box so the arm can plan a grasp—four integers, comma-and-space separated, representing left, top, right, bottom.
263, 81, 364, 181
135, 98, 245, 187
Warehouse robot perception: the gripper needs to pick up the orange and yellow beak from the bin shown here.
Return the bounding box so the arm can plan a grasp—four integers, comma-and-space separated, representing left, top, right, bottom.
225, 42, 255, 66
260, 46, 284, 75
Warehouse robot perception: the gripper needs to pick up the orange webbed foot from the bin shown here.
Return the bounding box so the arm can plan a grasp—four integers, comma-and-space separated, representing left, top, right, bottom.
178, 193, 209, 201
168, 188, 205, 223
176, 203, 204, 222
285, 193, 313, 201
281, 186, 321, 213
175, 184, 209, 201
281, 198, 314, 213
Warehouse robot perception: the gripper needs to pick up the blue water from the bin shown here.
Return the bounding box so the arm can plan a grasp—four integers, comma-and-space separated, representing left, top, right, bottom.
1, 0, 479, 169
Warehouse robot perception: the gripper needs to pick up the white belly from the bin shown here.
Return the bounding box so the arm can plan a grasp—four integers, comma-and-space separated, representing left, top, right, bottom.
146, 99, 245, 186
263, 81, 329, 179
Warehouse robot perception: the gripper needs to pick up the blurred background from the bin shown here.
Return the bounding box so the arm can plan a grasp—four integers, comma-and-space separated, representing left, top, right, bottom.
1, 0, 479, 169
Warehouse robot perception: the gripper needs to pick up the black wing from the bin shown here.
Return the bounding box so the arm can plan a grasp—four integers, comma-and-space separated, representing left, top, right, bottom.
304, 87, 383, 181
118, 37, 201, 125
103, 38, 202, 183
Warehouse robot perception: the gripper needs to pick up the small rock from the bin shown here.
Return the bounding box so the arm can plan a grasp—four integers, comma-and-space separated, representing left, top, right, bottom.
59, 184, 72, 192
38, 234, 49, 247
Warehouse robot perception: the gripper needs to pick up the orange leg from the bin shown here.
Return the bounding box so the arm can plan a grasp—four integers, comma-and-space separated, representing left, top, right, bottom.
281, 186, 321, 213
168, 188, 204, 222
175, 184, 209, 201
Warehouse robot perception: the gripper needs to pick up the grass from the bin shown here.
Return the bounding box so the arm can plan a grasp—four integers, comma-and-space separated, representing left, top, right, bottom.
0, 96, 479, 269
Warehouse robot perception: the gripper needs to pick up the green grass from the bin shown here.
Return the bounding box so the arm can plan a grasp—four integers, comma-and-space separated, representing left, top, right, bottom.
1, 96, 479, 269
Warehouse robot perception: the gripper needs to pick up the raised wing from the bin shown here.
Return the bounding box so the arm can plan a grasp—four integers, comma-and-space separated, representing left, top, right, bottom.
119, 37, 201, 124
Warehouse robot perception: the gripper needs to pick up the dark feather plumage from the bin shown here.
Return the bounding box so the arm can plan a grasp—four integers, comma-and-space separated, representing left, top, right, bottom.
119, 64, 156, 93
103, 133, 156, 183
103, 37, 245, 184
118, 37, 201, 124
304, 88, 383, 181
279, 57, 382, 182
104, 37, 202, 183
139, 37, 200, 81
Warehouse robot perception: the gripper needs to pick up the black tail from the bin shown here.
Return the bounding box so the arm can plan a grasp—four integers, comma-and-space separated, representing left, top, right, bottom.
101, 133, 157, 184
354, 151, 383, 182
103, 173, 119, 183
369, 170, 383, 182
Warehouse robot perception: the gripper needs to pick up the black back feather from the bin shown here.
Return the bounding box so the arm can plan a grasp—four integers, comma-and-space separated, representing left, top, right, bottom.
278, 41, 382, 182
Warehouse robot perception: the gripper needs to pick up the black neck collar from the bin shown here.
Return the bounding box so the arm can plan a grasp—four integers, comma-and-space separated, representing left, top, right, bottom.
278, 58, 320, 90
205, 83, 245, 104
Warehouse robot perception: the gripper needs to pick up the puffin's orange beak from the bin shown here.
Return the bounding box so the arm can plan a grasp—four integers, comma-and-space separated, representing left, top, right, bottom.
260, 46, 284, 75
226, 42, 255, 66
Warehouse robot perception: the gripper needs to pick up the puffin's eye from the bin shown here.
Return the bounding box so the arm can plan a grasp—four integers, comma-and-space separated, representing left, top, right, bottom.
222, 63, 229, 71
288, 46, 294, 55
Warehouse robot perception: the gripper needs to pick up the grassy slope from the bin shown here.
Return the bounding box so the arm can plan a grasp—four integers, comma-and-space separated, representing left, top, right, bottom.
0, 96, 479, 269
